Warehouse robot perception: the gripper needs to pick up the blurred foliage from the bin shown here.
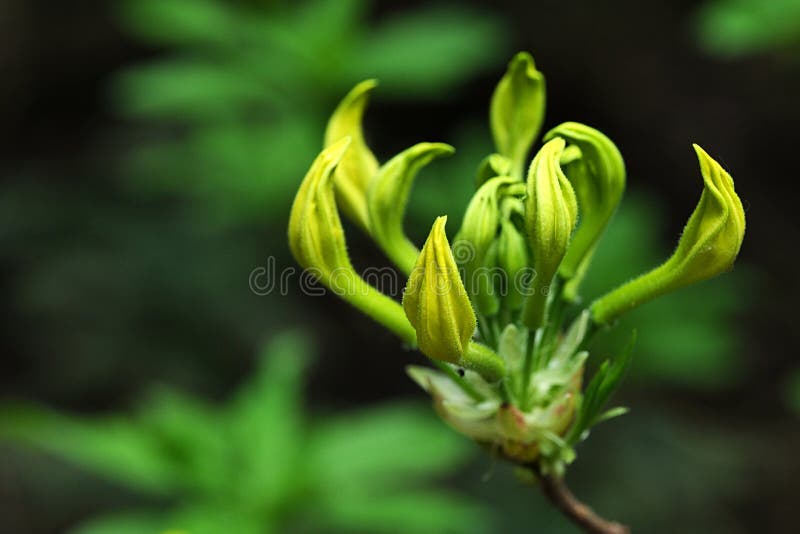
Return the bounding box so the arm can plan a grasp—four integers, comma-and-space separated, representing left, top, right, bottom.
112, 0, 507, 225
695, 0, 800, 57
785, 368, 800, 414
0, 332, 488, 534
581, 194, 752, 390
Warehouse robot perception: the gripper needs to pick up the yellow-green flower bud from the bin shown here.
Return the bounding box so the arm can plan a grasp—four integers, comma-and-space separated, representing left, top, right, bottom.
324, 80, 379, 232
546, 123, 626, 283
288, 138, 417, 344
367, 142, 455, 275
490, 52, 546, 180
403, 216, 477, 364
288, 138, 354, 277
497, 218, 529, 311
591, 144, 745, 325
455, 177, 514, 316
522, 137, 578, 329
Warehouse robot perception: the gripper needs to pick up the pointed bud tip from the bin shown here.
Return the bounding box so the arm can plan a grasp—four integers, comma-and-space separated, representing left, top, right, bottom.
510, 51, 541, 79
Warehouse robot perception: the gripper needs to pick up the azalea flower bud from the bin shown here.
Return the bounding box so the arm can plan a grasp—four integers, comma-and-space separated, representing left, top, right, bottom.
288, 138, 354, 277
324, 79, 379, 231
545, 123, 626, 294
490, 52, 546, 180
455, 177, 514, 316
591, 144, 745, 325
367, 142, 455, 275
522, 138, 578, 329
497, 218, 529, 311
289, 138, 416, 344
403, 216, 477, 364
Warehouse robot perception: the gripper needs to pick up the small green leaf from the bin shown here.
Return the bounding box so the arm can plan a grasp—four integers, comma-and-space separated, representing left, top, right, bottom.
566, 331, 635, 444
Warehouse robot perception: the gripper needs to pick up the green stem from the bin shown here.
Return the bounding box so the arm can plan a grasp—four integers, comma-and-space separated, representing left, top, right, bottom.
460, 341, 506, 382
345, 277, 417, 346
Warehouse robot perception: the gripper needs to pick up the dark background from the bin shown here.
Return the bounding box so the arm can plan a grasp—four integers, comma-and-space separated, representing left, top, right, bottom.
1, 0, 798, 532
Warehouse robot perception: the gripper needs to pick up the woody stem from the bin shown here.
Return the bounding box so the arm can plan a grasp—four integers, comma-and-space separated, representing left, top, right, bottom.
537, 472, 630, 534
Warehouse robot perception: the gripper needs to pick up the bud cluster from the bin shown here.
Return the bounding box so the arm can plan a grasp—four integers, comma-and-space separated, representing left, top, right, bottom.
288, 52, 745, 476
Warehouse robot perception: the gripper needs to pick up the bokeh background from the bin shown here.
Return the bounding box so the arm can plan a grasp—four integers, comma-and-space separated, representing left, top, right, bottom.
1, 0, 798, 533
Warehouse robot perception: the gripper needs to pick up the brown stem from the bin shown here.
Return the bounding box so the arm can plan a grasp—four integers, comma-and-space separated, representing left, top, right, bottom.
538, 473, 630, 534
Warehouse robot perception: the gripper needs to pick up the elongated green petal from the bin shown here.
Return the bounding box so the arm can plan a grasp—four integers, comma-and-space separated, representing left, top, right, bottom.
403, 217, 476, 363
368, 142, 455, 275
324, 80, 380, 231
288, 139, 416, 344
591, 145, 745, 325
490, 52, 546, 180
545, 123, 626, 292
522, 138, 578, 329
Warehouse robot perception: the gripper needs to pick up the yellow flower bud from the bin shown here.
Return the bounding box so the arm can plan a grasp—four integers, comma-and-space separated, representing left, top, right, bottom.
545, 123, 626, 288
490, 52, 546, 180
324, 80, 379, 231
367, 142, 455, 275
497, 218, 529, 311
591, 144, 745, 325
289, 138, 417, 344
455, 177, 515, 316
288, 138, 354, 277
403, 216, 477, 363
522, 137, 578, 329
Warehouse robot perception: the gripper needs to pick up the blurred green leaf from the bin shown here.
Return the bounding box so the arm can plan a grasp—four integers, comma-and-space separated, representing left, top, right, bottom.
112, 59, 268, 121
166, 503, 268, 534
117, 0, 239, 46
350, 7, 506, 95
137, 388, 229, 494
308, 403, 473, 493
784, 368, 800, 414
71, 512, 165, 534
319, 489, 490, 534
226, 332, 310, 510
695, 0, 800, 57
0, 405, 178, 495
